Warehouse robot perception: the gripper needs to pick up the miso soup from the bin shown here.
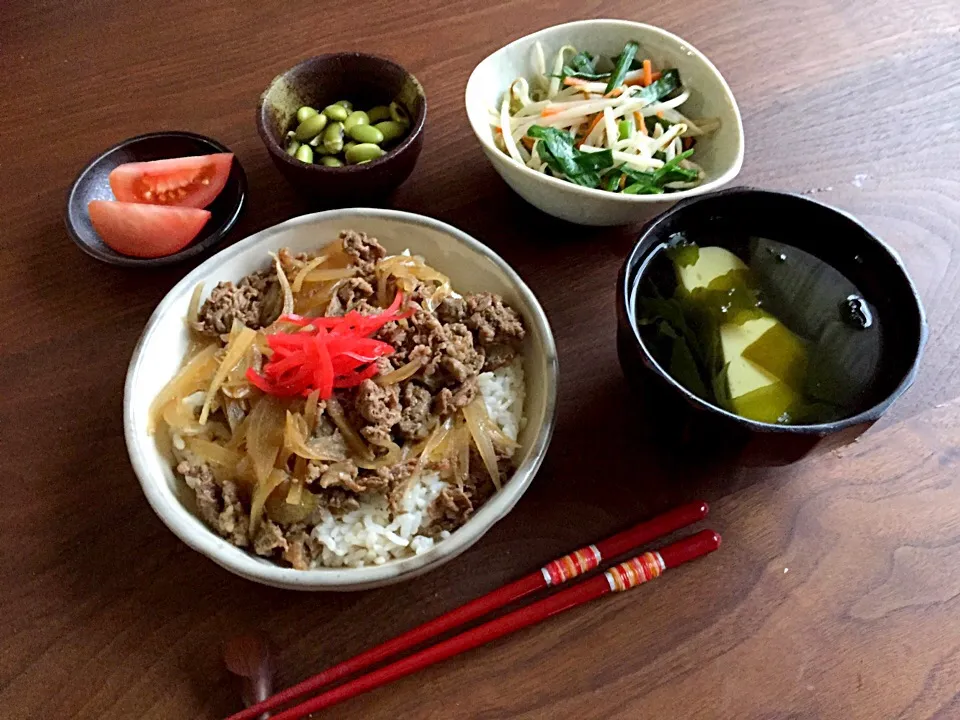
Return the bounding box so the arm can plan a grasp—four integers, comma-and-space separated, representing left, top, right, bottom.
634, 234, 883, 425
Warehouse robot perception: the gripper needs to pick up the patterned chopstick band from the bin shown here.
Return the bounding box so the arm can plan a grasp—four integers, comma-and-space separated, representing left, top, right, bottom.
541, 544, 602, 586
605, 552, 666, 592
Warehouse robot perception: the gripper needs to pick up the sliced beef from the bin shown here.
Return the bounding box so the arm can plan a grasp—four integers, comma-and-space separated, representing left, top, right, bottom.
436, 323, 484, 382
325, 277, 375, 316
429, 485, 474, 533
178, 462, 249, 547
433, 378, 477, 416
438, 293, 525, 370
253, 518, 288, 556
374, 308, 484, 420
282, 526, 317, 570
397, 383, 433, 440
341, 230, 386, 278
192, 269, 279, 339
314, 487, 361, 516
356, 380, 401, 428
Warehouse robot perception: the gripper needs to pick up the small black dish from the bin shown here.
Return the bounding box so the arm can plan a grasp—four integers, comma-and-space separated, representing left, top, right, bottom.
65, 131, 247, 268
617, 187, 928, 465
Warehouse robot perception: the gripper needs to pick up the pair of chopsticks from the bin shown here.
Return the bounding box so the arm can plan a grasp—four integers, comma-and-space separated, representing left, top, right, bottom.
227, 501, 719, 720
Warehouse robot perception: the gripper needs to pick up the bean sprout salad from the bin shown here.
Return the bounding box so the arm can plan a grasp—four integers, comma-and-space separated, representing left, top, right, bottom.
491, 41, 720, 194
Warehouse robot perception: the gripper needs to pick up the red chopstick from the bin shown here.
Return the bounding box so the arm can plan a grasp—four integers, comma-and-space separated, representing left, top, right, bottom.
271, 529, 721, 720
227, 501, 708, 720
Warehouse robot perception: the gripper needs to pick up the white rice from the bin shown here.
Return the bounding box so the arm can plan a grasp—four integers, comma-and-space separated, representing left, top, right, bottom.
310, 357, 526, 568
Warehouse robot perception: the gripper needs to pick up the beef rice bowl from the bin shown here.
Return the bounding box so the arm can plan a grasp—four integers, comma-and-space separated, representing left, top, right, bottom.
149, 231, 527, 569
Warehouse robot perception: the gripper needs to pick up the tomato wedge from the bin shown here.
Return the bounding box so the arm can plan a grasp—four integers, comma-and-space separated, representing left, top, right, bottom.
88, 201, 211, 258
109, 153, 233, 209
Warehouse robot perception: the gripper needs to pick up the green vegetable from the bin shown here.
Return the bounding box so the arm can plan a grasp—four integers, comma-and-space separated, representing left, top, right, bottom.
620, 150, 699, 194
636, 68, 682, 105
665, 237, 700, 267
605, 40, 639, 94
320, 156, 343, 167
347, 124, 385, 144
296, 106, 319, 123
618, 119, 633, 140
322, 121, 345, 154
367, 105, 391, 123
294, 113, 328, 141
644, 114, 676, 134
285, 139, 301, 156
389, 101, 410, 126
560, 51, 609, 81
345, 143, 384, 164
374, 120, 407, 143
295, 144, 314, 163
603, 169, 623, 192
526, 125, 614, 187
323, 104, 349, 122
343, 111, 370, 132
336, 100, 353, 112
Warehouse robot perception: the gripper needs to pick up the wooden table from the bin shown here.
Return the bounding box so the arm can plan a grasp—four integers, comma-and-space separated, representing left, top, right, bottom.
3, 1, 960, 717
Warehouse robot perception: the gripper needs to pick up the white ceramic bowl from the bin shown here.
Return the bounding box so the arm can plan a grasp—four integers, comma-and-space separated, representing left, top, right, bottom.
465, 19, 745, 226
124, 209, 558, 591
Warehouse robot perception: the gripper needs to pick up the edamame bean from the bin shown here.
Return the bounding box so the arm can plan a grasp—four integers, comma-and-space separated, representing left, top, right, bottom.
373, 120, 406, 143
347, 124, 384, 144
367, 105, 391, 123
294, 113, 328, 141
320, 156, 343, 167
295, 144, 314, 163
345, 143, 384, 164
344, 141, 358, 152
286, 139, 301, 156
323, 104, 349, 122
296, 105, 319, 123
336, 100, 353, 112
323, 121, 345, 154
389, 101, 410, 126
343, 111, 370, 132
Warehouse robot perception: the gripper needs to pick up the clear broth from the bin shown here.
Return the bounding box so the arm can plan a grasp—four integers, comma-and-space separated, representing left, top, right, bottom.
635, 233, 883, 425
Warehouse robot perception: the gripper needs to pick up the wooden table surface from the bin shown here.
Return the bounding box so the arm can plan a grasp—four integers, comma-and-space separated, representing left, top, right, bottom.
3, 1, 960, 718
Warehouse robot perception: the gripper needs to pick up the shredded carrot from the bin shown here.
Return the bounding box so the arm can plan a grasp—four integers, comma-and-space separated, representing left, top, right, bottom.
656, 110, 665, 119
578, 113, 604, 146
635, 111, 647, 135
540, 105, 562, 118
619, 174, 627, 189
625, 71, 661, 87
642, 59, 653, 88
495, 126, 503, 135
604, 87, 624, 98
521, 136, 535, 151
563, 77, 588, 87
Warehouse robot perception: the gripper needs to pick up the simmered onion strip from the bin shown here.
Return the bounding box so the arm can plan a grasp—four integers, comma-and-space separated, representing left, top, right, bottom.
149, 343, 219, 434
304, 389, 321, 434
291, 255, 328, 292
199, 325, 257, 425
455, 418, 470, 487
268, 482, 317, 524
187, 437, 242, 469
355, 437, 402, 470
284, 411, 348, 462
463, 399, 501, 490
304, 267, 357, 284
375, 358, 423, 386
272, 253, 295, 316
186, 282, 204, 329
326, 397, 374, 462
250, 468, 287, 534
246, 395, 285, 485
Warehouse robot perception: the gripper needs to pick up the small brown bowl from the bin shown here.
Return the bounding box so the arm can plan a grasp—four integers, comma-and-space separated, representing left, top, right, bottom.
256, 53, 426, 203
